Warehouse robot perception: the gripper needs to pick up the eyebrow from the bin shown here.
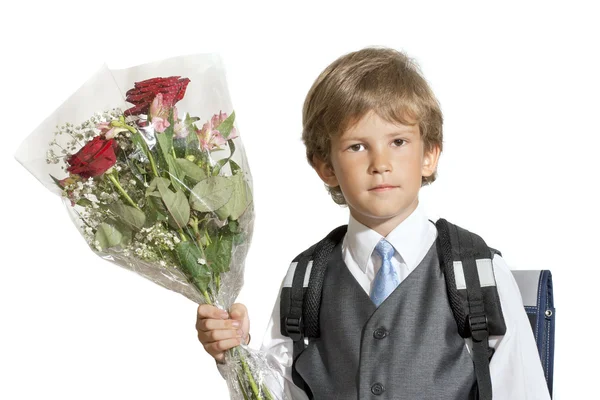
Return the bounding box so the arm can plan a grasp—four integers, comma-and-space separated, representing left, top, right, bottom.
341, 129, 417, 142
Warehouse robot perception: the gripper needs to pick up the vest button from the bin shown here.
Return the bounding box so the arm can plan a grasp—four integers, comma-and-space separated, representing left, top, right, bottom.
373, 328, 388, 339
371, 382, 385, 395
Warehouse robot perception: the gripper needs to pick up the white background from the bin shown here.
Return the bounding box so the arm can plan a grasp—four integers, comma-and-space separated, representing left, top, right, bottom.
1, 1, 598, 399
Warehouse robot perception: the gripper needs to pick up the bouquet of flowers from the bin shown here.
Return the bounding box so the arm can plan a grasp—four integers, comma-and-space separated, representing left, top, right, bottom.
15, 54, 283, 400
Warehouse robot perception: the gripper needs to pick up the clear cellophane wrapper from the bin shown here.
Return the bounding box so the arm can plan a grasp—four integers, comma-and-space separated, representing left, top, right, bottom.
15, 53, 286, 400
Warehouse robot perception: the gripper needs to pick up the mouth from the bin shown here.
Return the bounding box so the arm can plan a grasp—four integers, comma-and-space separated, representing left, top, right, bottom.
369, 185, 398, 192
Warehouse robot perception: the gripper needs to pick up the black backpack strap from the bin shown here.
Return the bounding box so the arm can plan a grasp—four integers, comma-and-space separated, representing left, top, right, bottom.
304, 225, 348, 338
280, 246, 315, 391
436, 218, 507, 400
279, 225, 347, 394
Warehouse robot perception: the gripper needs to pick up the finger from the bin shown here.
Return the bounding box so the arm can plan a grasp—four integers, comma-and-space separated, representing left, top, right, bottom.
229, 303, 250, 339
198, 328, 242, 344
196, 317, 242, 333
197, 304, 229, 320
204, 338, 242, 358
229, 303, 248, 320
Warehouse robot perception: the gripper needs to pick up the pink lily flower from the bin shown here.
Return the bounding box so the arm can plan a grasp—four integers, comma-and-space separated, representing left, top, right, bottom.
96, 122, 128, 139
149, 93, 171, 133
196, 111, 238, 151
173, 107, 188, 139
196, 122, 227, 151
211, 111, 238, 138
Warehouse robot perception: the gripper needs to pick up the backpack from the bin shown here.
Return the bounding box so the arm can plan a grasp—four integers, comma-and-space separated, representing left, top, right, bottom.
511, 269, 555, 395
280, 219, 555, 399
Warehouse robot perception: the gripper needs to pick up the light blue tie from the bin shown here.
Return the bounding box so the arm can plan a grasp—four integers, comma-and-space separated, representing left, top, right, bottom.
370, 239, 400, 307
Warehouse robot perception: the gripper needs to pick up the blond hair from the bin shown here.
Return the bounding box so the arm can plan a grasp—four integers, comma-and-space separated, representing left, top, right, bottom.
302, 47, 443, 205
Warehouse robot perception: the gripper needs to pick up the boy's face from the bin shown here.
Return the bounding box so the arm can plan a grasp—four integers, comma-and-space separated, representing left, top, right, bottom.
314, 110, 440, 236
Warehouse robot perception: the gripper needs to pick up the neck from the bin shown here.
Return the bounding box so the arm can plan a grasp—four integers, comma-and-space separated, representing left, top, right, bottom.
350, 198, 419, 237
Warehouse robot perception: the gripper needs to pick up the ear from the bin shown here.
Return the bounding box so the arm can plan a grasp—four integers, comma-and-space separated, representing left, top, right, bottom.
312, 155, 339, 187
421, 144, 441, 178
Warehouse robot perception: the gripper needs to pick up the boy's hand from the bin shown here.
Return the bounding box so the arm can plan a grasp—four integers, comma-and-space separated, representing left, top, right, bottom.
196, 303, 250, 363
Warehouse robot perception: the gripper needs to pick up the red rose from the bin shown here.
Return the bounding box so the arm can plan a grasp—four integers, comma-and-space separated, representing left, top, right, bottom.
124, 76, 190, 116
66, 136, 118, 179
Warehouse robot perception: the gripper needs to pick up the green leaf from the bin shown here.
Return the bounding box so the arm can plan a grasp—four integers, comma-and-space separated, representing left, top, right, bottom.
175, 158, 207, 182
146, 177, 171, 197
212, 158, 228, 177
144, 195, 168, 227
131, 130, 150, 154
49, 174, 64, 189
212, 139, 237, 176
228, 220, 239, 233
95, 223, 123, 251
229, 159, 242, 174
173, 137, 187, 159
215, 111, 236, 139
184, 113, 203, 159
186, 134, 199, 149
164, 108, 175, 136
204, 233, 233, 274
144, 184, 182, 231
174, 241, 211, 293
189, 176, 234, 213
227, 137, 236, 156
130, 129, 160, 173
104, 217, 134, 247
216, 173, 252, 221
75, 198, 94, 208
165, 153, 185, 192
185, 113, 200, 125
108, 203, 146, 231
156, 178, 190, 229
155, 129, 174, 171
126, 156, 149, 185
185, 136, 202, 159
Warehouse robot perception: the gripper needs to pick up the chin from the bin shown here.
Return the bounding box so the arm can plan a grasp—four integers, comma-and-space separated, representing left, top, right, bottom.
364, 209, 407, 220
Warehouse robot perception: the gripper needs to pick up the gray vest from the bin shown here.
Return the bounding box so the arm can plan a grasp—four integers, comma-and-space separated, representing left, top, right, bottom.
294, 241, 477, 400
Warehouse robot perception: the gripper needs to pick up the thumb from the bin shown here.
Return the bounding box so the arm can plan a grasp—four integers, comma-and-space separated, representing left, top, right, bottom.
229, 303, 247, 319
229, 303, 250, 343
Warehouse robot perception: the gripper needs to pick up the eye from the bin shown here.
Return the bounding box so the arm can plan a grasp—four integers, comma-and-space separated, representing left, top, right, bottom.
393, 139, 406, 147
348, 143, 365, 152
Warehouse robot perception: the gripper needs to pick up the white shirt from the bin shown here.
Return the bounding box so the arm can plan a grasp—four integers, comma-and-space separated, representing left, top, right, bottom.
259, 203, 551, 400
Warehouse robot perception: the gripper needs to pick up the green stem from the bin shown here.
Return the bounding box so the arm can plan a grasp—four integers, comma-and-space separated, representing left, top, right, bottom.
237, 373, 251, 400
261, 384, 274, 400
148, 151, 159, 177
233, 347, 262, 400
201, 289, 212, 305
190, 218, 203, 249
178, 229, 187, 242
132, 130, 159, 177
204, 229, 212, 246
202, 155, 211, 177
107, 174, 139, 210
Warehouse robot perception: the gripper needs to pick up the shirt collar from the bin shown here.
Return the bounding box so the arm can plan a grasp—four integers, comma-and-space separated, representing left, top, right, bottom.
345, 202, 430, 273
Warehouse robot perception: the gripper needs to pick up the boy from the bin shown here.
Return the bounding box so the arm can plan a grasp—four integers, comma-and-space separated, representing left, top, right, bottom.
196, 47, 550, 399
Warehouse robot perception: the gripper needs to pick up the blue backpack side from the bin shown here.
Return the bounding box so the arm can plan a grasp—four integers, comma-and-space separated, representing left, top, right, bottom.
511, 270, 555, 396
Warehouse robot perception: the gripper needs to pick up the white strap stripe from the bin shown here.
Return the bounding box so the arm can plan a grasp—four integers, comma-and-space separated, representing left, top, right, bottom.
304, 261, 313, 287
453, 259, 496, 290
283, 262, 297, 287
283, 260, 314, 288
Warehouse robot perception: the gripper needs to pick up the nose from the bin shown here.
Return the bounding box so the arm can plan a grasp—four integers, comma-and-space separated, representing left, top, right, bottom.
369, 148, 392, 174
